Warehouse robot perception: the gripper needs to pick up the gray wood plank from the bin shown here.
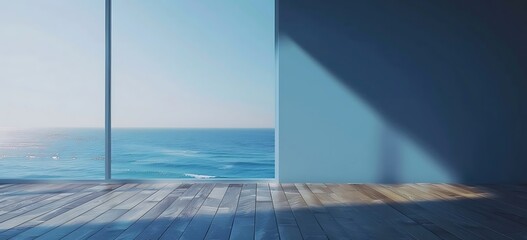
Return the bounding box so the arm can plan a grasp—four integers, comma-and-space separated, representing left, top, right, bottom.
441, 184, 527, 226
369, 185, 479, 240
282, 183, 327, 240
0, 184, 119, 239
12, 184, 136, 240
65, 184, 173, 240
112, 184, 196, 240
0, 184, 14, 190
388, 184, 510, 240
304, 183, 368, 240
179, 184, 229, 240
229, 184, 257, 240
0, 184, 79, 212
158, 184, 216, 240
130, 183, 203, 240
411, 184, 527, 239
204, 184, 243, 240
352, 184, 445, 240
1, 183, 527, 240
255, 183, 279, 240
0, 184, 45, 197
0, 184, 85, 222
36, 184, 148, 239
256, 183, 272, 202
87, 189, 165, 240
270, 183, 303, 240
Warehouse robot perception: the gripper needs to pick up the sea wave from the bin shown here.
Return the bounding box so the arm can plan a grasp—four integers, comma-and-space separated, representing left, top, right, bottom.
219, 164, 234, 170
0, 128, 274, 179
184, 173, 216, 179
122, 144, 202, 158
161, 149, 201, 157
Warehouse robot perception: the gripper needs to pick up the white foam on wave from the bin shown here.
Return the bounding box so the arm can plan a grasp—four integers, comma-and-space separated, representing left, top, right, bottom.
184, 173, 216, 179
163, 149, 200, 157
219, 165, 233, 170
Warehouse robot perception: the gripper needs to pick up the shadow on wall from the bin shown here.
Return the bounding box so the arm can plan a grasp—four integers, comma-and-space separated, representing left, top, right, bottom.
280, 0, 527, 183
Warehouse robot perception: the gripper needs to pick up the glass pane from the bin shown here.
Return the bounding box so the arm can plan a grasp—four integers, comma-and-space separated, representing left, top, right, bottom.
0, 0, 105, 179
112, 0, 275, 179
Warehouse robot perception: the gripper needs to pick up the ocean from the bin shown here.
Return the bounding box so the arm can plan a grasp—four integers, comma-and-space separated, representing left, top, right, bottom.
0, 128, 275, 180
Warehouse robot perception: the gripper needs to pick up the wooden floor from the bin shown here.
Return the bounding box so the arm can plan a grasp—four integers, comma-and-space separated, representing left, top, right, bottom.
0, 183, 526, 239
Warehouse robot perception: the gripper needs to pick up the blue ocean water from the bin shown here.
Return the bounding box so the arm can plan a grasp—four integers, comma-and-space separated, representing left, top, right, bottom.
0, 128, 274, 179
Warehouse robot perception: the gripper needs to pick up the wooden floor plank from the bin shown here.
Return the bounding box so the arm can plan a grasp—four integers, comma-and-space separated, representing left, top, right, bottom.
204, 184, 243, 240
0, 184, 118, 239
255, 183, 279, 240
463, 184, 527, 213
0, 184, 79, 213
270, 183, 303, 240
179, 184, 229, 240
256, 183, 272, 202
0, 184, 64, 209
229, 184, 257, 240
0, 183, 526, 239
87, 184, 177, 240
0, 184, 47, 197
0, 184, 14, 190
68, 183, 175, 240
411, 184, 527, 239
283, 183, 327, 240
435, 184, 527, 229
113, 184, 199, 240
131, 183, 200, 240
353, 184, 448, 240
12, 184, 136, 240
306, 183, 376, 240
390, 184, 511, 240
36, 184, 150, 239
0, 184, 85, 222
158, 184, 215, 240
369, 185, 481, 240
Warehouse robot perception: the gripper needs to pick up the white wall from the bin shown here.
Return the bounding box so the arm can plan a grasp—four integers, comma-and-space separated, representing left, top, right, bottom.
278, 37, 453, 183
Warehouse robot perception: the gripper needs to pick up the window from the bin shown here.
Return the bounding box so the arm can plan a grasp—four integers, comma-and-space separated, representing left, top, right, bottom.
0, 0, 275, 180
0, 0, 105, 179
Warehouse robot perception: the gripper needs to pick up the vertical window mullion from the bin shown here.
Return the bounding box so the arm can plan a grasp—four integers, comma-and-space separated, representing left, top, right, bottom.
105, 0, 112, 180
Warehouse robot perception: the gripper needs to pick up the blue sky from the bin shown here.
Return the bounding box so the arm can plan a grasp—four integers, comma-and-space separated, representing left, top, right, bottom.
0, 0, 275, 128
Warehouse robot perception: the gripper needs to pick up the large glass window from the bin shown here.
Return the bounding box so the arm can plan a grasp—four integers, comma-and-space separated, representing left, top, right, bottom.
0, 0, 105, 179
0, 0, 275, 180
111, 0, 275, 179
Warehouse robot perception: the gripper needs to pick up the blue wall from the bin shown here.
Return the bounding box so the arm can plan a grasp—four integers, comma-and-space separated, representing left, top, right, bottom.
278, 0, 527, 183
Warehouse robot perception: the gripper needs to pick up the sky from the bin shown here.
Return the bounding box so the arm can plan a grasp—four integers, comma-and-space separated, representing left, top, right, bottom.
0, 0, 275, 128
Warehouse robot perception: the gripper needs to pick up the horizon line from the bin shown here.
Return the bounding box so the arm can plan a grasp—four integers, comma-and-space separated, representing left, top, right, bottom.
0, 127, 275, 130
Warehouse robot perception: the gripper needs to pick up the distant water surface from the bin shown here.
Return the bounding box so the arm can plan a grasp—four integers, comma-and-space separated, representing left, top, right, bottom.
0, 128, 274, 179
